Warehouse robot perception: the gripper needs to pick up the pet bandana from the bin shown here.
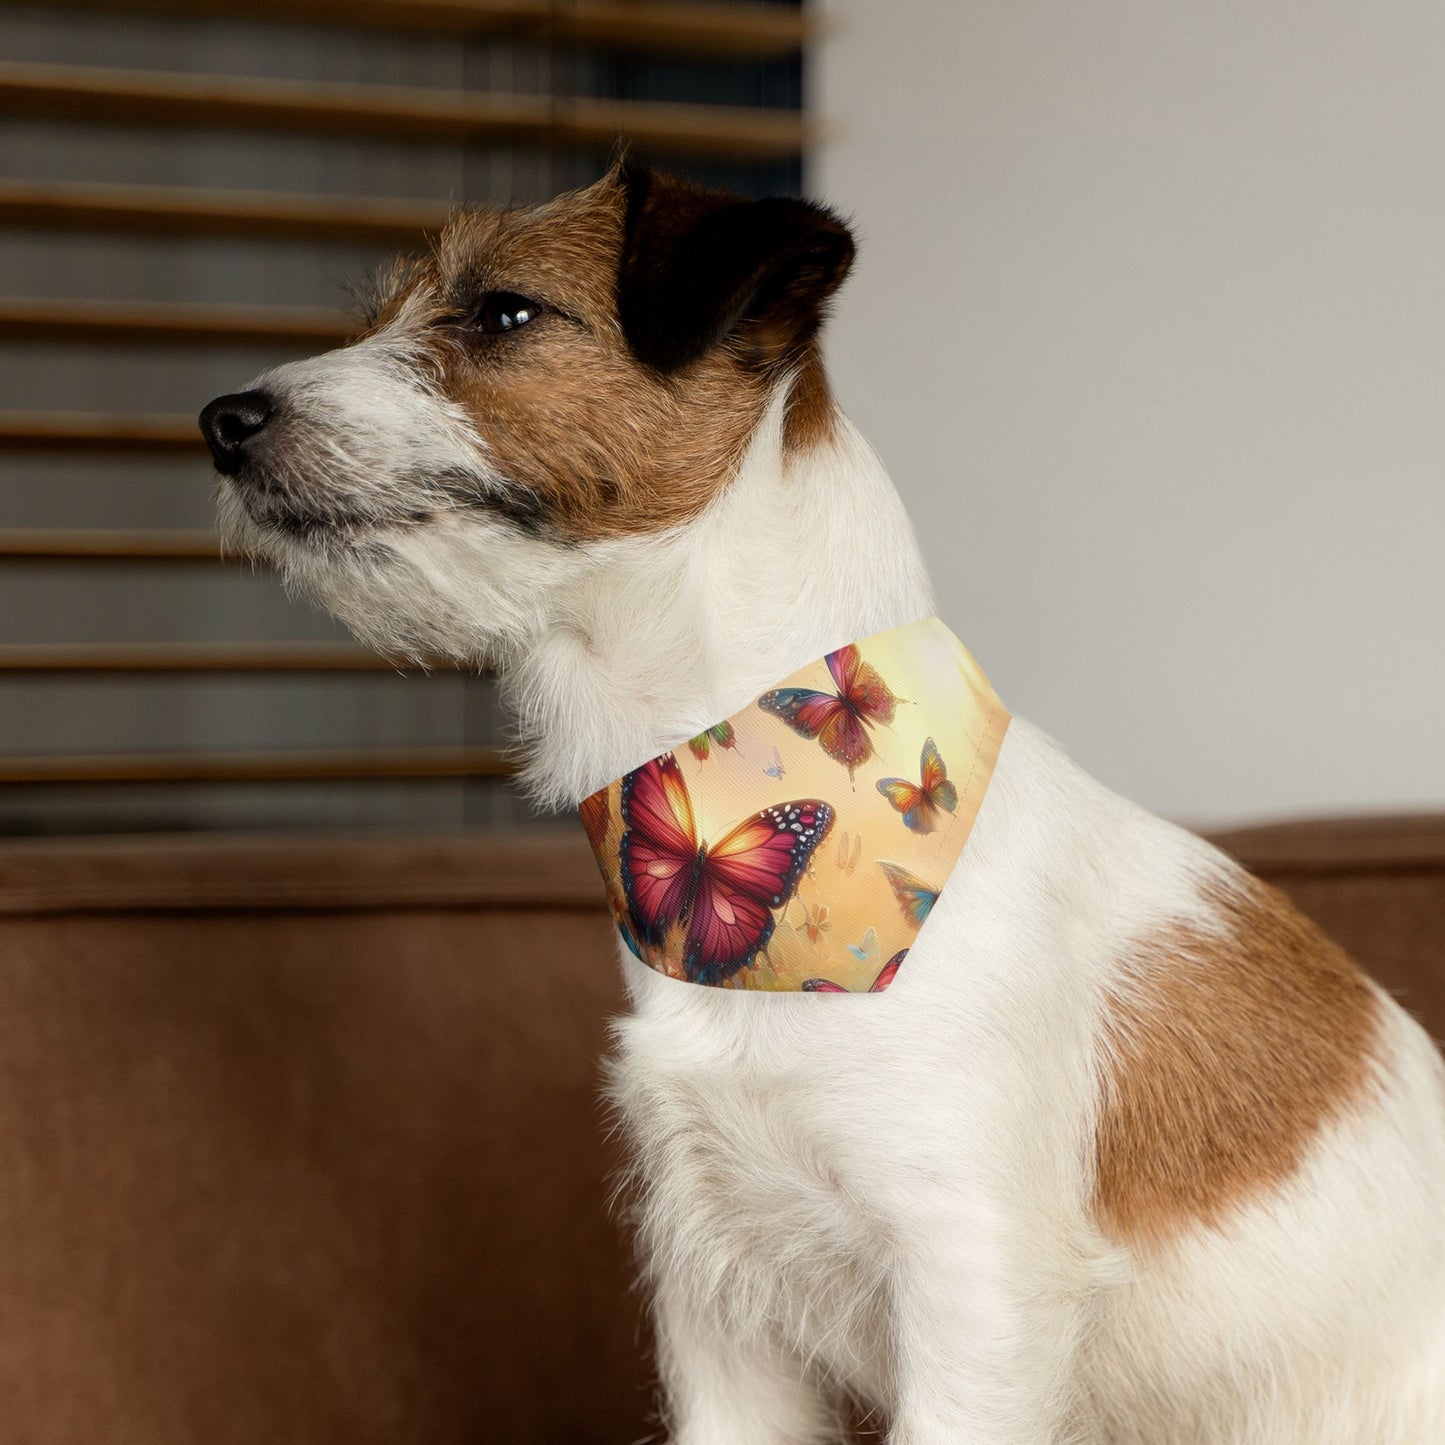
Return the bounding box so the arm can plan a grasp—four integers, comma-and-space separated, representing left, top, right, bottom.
580, 618, 1009, 993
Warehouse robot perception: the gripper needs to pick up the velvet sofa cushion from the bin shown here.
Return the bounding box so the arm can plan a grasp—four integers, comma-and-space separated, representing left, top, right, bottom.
0, 832, 645, 1445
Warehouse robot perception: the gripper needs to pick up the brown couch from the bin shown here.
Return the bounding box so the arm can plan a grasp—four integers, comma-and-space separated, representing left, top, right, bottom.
0, 817, 1440, 1443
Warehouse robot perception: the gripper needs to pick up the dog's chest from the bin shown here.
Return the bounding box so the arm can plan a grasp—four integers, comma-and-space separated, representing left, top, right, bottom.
610, 997, 899, 1385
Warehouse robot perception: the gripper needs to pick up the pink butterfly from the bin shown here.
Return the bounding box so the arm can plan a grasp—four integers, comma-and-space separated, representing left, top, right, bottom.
758, 644, 897, 778
620, 755, 834, 986
802, 949, 908, 994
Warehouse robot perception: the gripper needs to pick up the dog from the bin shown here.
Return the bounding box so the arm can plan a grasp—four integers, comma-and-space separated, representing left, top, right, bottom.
200, 162, 1445, 1443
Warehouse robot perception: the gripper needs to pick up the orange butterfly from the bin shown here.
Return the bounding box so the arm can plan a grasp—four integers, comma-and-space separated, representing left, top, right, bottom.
877, 737, 957, 835
789, 897, 831, 945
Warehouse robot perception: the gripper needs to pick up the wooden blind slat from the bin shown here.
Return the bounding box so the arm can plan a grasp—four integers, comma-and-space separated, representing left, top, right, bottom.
0, 745, 512, 784
0, 297, 353, 348
29, 0, 810, 59
545, 0, 810, 58
0, 643, 418, 673
0, 62, 813, 161
0, 413, 204, 452
0, 16, 806, 813
0, 180, 448, 245
0, 529, 221, 561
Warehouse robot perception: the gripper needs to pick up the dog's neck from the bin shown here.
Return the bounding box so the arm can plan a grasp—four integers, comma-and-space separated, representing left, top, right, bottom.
504, 389, 936, 809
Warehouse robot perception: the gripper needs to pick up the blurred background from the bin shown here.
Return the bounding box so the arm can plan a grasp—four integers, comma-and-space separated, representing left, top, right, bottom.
0, 0, 801, 837
1, 1, 1440, 839
0, 4, 1441, 1443
818, 0, 1445, 827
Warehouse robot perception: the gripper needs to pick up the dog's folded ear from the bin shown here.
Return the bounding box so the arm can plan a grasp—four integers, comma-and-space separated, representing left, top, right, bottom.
617, 162, 855, 375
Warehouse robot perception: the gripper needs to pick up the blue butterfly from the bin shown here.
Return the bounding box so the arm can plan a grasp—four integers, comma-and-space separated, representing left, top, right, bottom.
878, 862, 939, 927
848, 926, 879, 962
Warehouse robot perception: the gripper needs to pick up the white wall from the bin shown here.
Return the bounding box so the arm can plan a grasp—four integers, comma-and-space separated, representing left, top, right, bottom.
812, 0, 1445, 826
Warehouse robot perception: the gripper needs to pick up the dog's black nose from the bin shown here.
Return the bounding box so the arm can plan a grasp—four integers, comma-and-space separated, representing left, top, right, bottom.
199, 390, 273, 475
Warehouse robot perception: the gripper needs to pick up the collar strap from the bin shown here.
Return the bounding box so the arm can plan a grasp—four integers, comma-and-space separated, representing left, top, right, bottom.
580, 617, 1009, 992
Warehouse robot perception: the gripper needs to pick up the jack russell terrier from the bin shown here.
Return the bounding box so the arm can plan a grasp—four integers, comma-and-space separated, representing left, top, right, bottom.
200, 162, 1445, 1444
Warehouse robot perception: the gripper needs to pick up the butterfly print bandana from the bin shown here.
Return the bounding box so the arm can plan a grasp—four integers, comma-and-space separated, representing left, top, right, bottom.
580, 618, 1010, 993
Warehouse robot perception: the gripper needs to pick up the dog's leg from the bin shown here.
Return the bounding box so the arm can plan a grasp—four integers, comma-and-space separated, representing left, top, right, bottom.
883, 1200, 1094, 1445
654, 1276, 841, 1445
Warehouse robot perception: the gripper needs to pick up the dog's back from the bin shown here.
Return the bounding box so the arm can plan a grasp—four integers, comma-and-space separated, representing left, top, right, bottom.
201, 165, 1445, 1443
610, 709, 1445, 1442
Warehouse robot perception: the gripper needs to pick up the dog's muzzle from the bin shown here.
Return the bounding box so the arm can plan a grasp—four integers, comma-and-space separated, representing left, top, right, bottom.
199, 390, 274, 477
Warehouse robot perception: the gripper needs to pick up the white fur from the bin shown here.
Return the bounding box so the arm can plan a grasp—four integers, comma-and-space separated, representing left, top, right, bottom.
220, 346, 1445, 1443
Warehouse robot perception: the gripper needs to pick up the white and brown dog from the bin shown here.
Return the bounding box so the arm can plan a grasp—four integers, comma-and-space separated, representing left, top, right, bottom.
201, 164, 1445, 1444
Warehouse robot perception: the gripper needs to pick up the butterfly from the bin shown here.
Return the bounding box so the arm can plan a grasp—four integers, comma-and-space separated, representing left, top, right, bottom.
835, 830, 862, 877
788, 897, 831, 945
615, 912, 644, 962
762, 746, 786, 780
877, 737, 958, 835
803, 948, 908, 994
687, 721, 735, 761
878, 862, 940, 927
758, 644, 897, 778
579, 788, 613, 854
848, 926, 879, 962
619, 754, 834, 986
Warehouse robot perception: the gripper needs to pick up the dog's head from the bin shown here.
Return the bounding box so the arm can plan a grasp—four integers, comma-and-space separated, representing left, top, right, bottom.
200, 163, 854, 661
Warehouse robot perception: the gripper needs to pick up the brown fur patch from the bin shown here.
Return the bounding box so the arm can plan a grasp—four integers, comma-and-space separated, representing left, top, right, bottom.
1094, 872, 1382, 1246
782, 344, 840, 457
368, 175, 812, 541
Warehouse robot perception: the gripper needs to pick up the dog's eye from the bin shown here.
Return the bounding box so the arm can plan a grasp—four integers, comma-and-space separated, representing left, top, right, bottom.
471, 291, 544, 335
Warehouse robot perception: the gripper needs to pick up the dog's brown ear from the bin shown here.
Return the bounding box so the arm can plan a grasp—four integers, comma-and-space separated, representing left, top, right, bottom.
617, 162, 855, 374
